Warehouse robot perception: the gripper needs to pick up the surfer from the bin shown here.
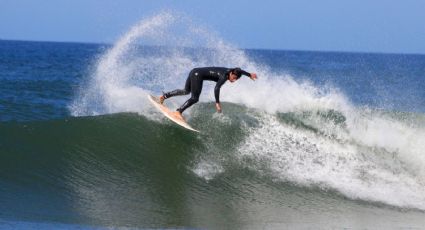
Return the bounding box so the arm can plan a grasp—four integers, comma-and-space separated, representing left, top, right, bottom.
158, 67, 257, 119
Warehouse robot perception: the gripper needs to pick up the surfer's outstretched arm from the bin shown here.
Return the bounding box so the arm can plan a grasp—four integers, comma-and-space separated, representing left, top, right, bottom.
232, 68, 257, 80
240, 70, 257, 81
249, 72, 257, 80
214, 77, 227, 113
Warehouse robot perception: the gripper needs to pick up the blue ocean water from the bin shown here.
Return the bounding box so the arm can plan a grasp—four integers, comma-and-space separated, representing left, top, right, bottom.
246, 49, 425, 112
1, 14, 425, 229
1, 40, 424, 123
0, 40, 104, 121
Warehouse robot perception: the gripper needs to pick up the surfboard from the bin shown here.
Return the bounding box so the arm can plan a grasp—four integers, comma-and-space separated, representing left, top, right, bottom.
147, 95, 199, 132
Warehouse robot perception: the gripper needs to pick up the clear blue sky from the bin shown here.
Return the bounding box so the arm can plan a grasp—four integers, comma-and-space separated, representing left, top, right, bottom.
1, 0, 425, 54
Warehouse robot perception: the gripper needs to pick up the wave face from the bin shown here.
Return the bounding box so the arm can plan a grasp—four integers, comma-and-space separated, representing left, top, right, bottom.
1, 110, 425, 228
2, 11, 425, 228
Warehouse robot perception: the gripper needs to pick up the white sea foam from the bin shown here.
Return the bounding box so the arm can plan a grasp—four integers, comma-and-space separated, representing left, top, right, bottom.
193, 160, 224, 181
70, 11, 425, 209
238, 112, 425, 209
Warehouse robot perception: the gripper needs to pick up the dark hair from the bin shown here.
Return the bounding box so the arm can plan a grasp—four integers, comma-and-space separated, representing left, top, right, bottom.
231, 67, 242, 79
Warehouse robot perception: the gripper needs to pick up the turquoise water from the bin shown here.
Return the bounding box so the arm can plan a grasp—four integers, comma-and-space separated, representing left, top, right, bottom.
1, 12, 425, 229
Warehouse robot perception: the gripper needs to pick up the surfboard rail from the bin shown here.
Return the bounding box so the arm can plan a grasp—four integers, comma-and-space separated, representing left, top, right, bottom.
147, 95, 199, 132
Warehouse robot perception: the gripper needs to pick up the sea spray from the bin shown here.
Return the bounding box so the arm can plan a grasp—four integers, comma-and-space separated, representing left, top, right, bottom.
70, 11, 258, 117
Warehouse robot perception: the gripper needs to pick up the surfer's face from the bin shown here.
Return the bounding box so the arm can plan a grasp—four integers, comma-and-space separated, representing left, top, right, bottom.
228, 73, 238, 83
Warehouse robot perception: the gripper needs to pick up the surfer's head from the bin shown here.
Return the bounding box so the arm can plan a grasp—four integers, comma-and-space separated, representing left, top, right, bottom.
228, 68, 242, 83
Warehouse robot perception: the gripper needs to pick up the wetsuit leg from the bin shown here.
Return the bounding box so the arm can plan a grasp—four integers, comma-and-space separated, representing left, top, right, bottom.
163, 71, 192, 99
177, 74, 203, 113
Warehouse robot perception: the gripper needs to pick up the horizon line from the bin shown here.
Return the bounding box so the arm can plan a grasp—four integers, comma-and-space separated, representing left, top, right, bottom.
1, 38, 424, 57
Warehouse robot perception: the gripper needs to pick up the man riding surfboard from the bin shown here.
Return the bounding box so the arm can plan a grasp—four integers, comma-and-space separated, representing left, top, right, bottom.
158, 67, 257, 120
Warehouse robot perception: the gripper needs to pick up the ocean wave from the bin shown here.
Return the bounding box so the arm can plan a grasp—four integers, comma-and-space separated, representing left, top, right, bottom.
63, 11, 425, 211
2, 103, 425, 212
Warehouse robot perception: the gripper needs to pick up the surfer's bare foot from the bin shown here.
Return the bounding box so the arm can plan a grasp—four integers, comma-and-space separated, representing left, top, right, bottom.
159, 95, 165, 104
173, 111, 185, 121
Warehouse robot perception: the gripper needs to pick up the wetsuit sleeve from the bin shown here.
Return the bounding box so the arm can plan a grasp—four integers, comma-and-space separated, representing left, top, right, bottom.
214, 77, 227, 103
240, 69, 251, 77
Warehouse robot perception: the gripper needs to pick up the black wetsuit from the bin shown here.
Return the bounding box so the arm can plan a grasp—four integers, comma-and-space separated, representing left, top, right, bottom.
163, 67, 250, 113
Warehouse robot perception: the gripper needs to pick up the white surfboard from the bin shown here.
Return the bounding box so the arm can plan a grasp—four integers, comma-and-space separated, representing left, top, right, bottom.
147, 95, 199, 132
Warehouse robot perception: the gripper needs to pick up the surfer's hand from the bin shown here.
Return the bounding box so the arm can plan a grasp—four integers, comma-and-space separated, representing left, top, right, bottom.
215, 103, 222, 113
250, 73, 257, 81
